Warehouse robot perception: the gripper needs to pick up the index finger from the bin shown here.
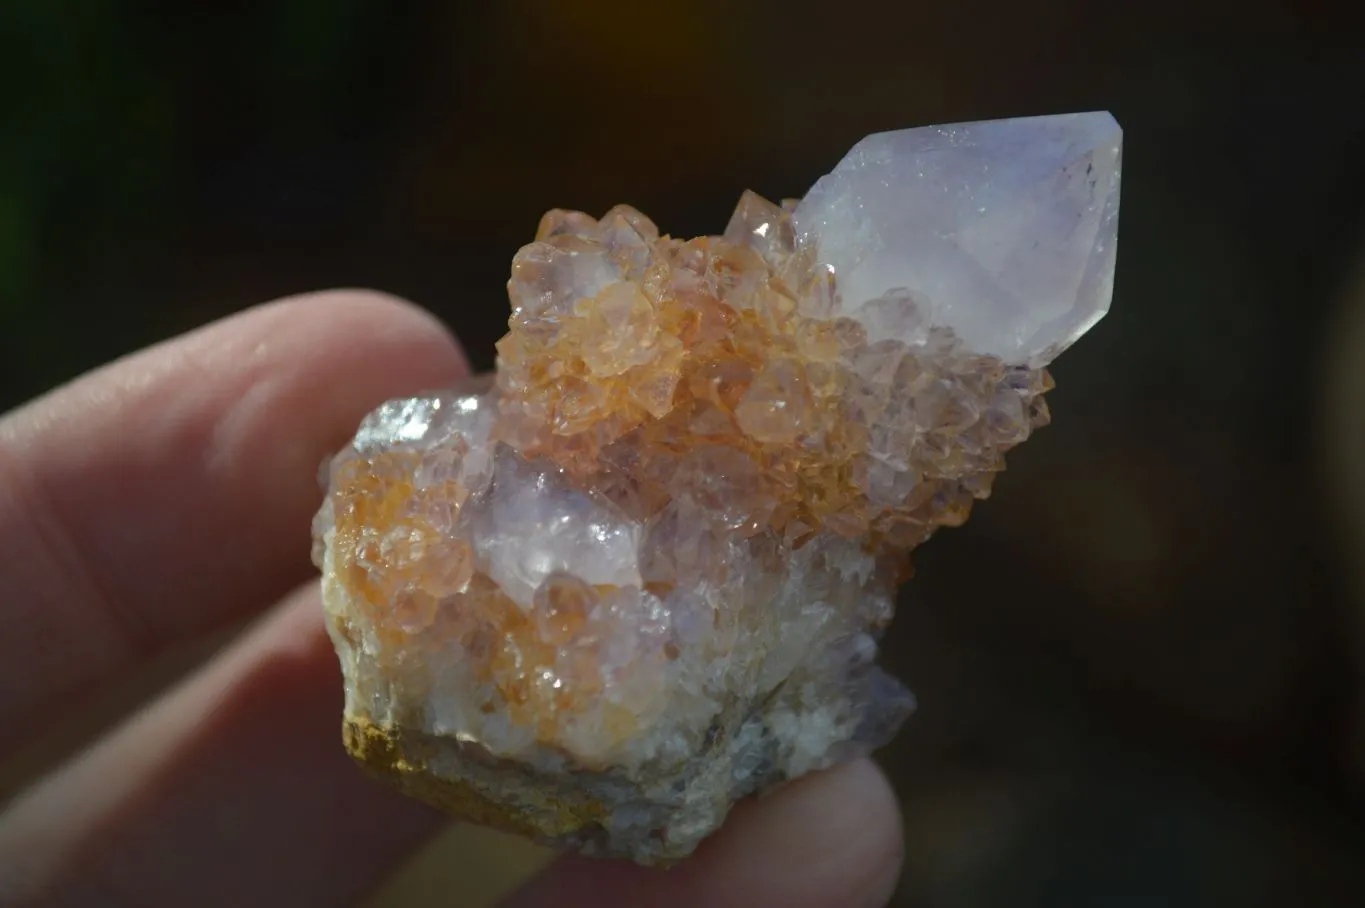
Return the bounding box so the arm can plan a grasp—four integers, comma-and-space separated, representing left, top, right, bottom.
0, 290, 468, 757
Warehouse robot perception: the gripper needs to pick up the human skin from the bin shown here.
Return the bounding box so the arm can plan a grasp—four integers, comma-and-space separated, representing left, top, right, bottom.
0, 290, 904, 908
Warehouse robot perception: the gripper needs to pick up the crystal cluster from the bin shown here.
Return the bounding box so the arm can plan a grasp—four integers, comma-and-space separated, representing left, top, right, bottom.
312, 112, 1122, 864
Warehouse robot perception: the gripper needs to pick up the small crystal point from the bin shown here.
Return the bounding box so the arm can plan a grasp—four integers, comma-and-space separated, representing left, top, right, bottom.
793, 112, 1122, 366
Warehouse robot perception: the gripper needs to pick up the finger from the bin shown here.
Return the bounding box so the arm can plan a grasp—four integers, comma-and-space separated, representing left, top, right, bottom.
503, 759, 905, 908
0, 290, 467, 757
0, 583, 445, 908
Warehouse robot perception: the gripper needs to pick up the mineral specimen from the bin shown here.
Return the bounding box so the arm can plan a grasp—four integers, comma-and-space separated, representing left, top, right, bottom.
312, 112, 1122, 864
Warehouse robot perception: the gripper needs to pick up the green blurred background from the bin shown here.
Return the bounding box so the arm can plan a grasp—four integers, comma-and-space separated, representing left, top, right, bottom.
4, 1, 1365, 905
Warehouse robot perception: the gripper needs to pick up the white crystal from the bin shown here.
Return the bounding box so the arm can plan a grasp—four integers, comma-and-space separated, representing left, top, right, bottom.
793, 112, 1122, 365
466, 445, 644, 607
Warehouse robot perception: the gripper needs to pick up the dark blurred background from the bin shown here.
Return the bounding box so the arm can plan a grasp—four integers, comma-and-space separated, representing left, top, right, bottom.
4, 2, 1365, 905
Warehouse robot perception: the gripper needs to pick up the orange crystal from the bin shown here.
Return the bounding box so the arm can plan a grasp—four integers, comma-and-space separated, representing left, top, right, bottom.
492, 199, 1050, 558
313, 195, 1063, 864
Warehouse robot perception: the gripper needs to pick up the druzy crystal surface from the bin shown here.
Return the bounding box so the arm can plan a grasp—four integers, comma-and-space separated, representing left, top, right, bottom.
312, 112, 1122, 864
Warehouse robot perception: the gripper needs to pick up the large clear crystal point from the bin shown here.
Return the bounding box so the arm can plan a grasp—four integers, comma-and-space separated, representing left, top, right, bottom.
792, 112, 1122, 366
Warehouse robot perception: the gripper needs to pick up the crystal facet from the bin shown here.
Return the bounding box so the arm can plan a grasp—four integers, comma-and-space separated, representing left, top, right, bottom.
313, 112, 1121, 864
793, 112, 1121, 365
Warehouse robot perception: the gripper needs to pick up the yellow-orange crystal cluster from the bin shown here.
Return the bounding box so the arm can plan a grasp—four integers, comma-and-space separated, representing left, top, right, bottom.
497, 196, 1054, 553
313, 113, 1121, 863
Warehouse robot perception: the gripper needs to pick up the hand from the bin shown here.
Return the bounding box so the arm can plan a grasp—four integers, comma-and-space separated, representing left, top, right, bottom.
0, 291, 904, 908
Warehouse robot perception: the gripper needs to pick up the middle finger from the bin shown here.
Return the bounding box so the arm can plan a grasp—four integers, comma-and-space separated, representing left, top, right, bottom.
0, 584, 444, 908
